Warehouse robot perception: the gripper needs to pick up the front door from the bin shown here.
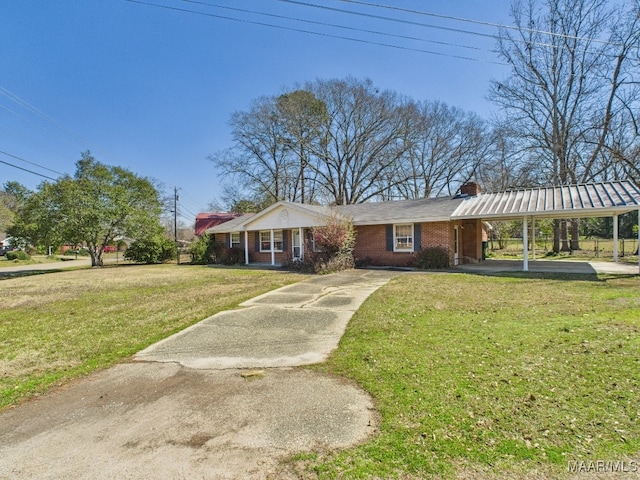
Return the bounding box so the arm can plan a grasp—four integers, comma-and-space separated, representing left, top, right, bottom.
292, 230, 301, 259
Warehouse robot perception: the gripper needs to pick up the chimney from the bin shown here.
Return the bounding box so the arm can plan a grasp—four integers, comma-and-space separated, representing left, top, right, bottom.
460, 182, 481, 196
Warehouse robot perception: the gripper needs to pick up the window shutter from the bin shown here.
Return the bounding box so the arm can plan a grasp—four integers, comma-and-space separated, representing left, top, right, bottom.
414, 223, 422, 252
255, 232, 260, 252
386, 225, 394, 251
225, 233, 230, 247
283, 230, 289, 251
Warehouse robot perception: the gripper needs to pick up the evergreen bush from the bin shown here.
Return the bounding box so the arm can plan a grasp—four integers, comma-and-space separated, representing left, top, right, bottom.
414, 246, 450, 269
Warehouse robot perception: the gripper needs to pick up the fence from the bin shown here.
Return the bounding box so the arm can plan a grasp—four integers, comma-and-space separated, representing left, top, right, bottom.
489, 237, 639, 259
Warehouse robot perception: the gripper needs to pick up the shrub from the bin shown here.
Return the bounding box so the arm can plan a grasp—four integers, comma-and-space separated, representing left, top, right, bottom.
218, 247, 243, 265
188, 233, 219, 265
288, 216, 356, 274
6, 250, 31, 261
414, 246, 450, 269
124, 236, 177, 264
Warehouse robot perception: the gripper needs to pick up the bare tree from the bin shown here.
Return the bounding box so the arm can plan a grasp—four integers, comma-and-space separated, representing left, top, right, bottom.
489, 0, 640, 252
307, 77, 413, 204
384, 101, 494, 199
210, 96, 299, 205
478, 124, 540, 192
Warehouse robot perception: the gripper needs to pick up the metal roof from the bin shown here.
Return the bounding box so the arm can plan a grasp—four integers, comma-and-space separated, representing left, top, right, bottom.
206, 181, 640, 233
452, 181, 640, 219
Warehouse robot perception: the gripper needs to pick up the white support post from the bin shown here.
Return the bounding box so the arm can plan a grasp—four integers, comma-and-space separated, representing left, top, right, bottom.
531, 218, 536, 261
613, 215, 619, 263
244, 230, 249, 265
299, 227, 304, 260
523, 216, 529, 272
270, 229, 275, 266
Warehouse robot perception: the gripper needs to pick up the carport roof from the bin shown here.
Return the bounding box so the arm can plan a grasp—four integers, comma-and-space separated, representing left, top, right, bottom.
452, 181, 640, 220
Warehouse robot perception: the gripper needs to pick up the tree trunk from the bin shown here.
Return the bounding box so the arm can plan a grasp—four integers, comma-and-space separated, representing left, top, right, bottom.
560, 220, 570, 252
553, 219, 561, 253
570, 219, 580, 250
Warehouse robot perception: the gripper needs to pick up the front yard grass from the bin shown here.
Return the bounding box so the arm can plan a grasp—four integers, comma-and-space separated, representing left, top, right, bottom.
2, 265, 639, 478
0, 264, 305, 409
310, 272, 640, 479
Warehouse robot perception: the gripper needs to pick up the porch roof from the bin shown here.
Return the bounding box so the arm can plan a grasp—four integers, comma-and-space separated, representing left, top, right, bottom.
452, 181, 640, 220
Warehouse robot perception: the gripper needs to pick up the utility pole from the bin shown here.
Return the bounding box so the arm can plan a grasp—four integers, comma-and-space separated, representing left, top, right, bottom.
174, 186, 180, 264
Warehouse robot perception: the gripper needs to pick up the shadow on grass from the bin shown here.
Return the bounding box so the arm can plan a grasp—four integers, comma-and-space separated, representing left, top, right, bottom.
463, 270, 602, 282
0, 269, 71, 280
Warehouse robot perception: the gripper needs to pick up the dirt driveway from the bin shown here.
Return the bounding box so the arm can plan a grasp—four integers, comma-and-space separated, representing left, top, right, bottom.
0, 270, 398, 479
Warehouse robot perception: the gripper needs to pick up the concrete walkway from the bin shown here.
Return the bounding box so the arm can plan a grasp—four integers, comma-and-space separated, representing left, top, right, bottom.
136, 269, 395, 369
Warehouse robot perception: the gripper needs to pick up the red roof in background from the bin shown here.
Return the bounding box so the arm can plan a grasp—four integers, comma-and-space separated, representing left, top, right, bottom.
195, 212, 240, 236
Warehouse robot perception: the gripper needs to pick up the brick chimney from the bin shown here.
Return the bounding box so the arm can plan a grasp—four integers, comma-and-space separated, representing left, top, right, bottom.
460, 182, 481, 196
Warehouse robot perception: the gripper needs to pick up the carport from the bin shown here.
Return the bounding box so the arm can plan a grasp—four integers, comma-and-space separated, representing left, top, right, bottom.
452, 181, 640, 273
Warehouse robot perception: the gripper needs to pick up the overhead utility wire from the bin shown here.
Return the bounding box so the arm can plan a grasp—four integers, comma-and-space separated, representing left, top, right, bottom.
0, 85, 113, 158
338, 0, 624, 47
179, 0, 489, 52
125, 0, 504, 64
0, 157, 58, 181
179, 203, 198, 219
276, 0, 605, 51
0, 149, 66, 176
277, 0, 510, 41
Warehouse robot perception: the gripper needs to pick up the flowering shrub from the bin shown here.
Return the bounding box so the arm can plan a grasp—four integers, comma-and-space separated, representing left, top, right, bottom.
287, 216, 356, 274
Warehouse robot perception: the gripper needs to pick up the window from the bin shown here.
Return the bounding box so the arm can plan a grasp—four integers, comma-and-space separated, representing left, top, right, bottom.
230, 232, 240, 248
394, 224, 413, 252
307, 230, 323, 252
259, 230, 283, 252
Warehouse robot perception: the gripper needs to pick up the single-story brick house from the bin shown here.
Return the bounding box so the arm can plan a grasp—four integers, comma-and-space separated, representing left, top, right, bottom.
206, 181, 640, 271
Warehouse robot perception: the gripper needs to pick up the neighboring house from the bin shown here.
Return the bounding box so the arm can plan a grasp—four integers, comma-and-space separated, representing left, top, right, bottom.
194, 212, 243, 237
206, 181, 640, 271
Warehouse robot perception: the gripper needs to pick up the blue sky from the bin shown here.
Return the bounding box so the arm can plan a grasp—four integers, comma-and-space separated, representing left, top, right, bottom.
1, 0, 513, 225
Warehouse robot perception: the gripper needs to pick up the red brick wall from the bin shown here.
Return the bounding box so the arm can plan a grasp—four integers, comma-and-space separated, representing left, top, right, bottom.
222, 222, 484, 266
422, 222, 453, 253
460, 220, 484, 262
353, 223, 458, 267
353, 225, 412, 266
247, 231, 291, 264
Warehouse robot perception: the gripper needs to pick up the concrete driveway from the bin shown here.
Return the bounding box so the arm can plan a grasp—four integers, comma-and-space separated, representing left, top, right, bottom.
136, 269, 392, 369
0, 269, 398, 480
457, 258, 640, 275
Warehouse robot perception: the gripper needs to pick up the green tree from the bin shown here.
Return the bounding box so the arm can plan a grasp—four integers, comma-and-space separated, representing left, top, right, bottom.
0, 182, 31, 235
9, 152, 163, 266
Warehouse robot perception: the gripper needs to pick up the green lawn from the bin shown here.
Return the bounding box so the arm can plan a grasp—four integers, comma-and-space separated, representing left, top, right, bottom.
0, 264, 305, 408
308, 272, 640, 479
2, 265, 639, 478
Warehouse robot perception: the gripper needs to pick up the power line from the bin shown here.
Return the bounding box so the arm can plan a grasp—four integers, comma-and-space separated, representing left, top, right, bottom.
179, 0, 491, 53
337, 0, 624, 47
125, 0, 504, 64
276, 0, 618, 53
276, 0, 502, 41
0, 149, 67, 176
0, 157, 58, 181
0, 85, 116, 160
179, 202, 198, 219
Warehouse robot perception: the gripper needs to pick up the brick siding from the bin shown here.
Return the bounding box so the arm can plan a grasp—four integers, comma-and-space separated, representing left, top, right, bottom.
217, 222, 485, 267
